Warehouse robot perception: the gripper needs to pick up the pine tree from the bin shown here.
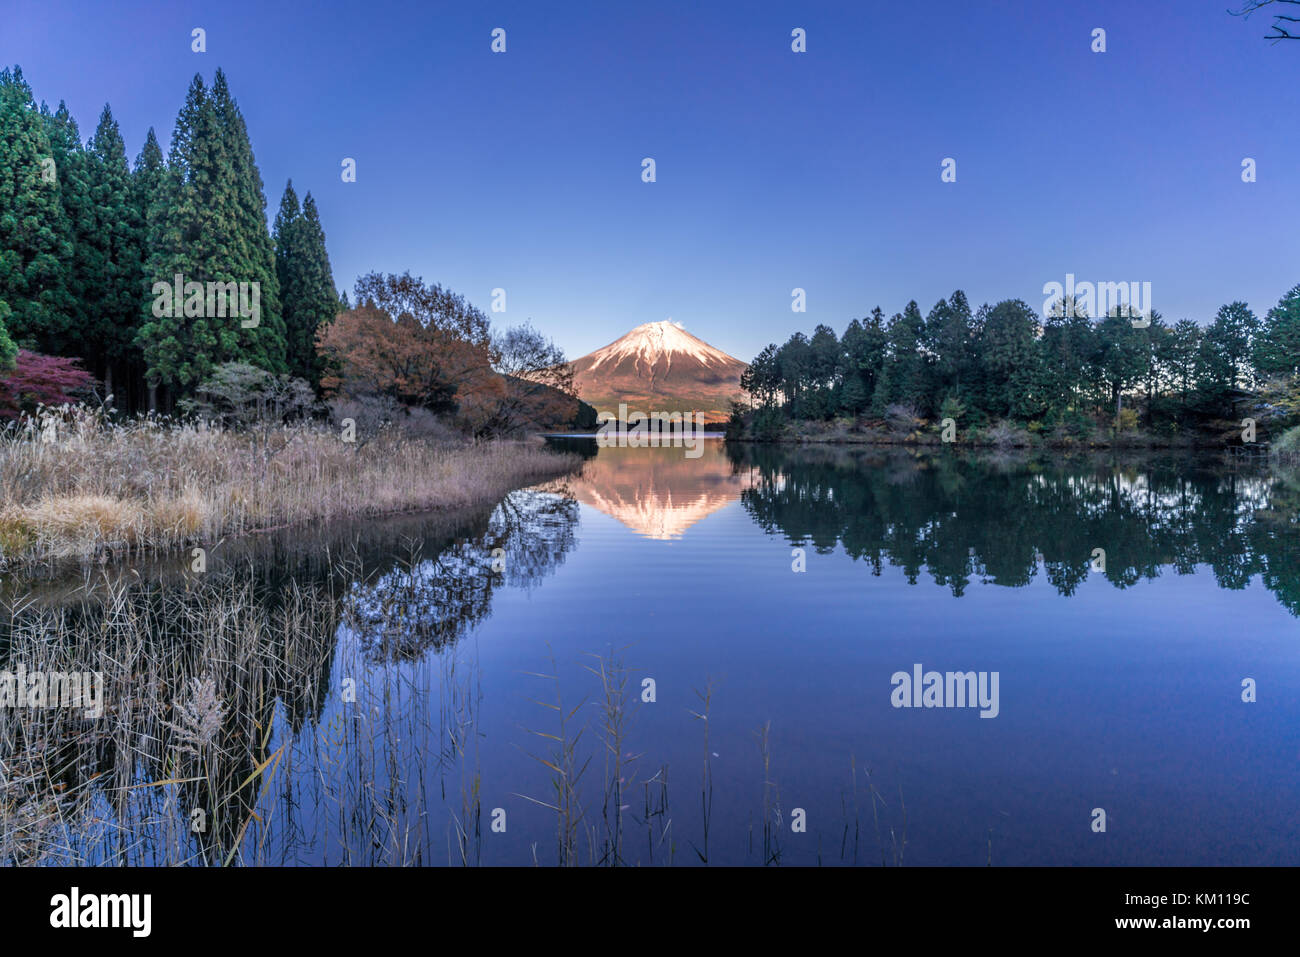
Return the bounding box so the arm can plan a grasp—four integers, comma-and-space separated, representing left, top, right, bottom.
875, 301, 929, 413
41, 100, 97, 358
129, 128, 165, 409
274, 184, 339, 390
272, 181, 312, 387
1253, 285, 1300, 381
84, 105, 140, 400
273, 179, 301, 293
210, 69, 285, 375
975, 299, 1042, 420
137, 71, 287, 403
0, 67, 76, 354
137, 74, 215, 400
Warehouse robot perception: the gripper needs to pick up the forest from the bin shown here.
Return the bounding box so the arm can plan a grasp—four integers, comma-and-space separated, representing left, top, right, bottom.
735, 288, 1300, 448
0, 65, 585, 435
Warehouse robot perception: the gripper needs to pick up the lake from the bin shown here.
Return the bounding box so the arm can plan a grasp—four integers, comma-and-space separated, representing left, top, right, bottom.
5, 439, 1299, 866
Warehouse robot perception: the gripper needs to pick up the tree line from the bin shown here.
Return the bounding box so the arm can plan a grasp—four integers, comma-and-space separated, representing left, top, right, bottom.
738, 287, 1300, 442
0, 65, 338, 414
0, 65, 587, 435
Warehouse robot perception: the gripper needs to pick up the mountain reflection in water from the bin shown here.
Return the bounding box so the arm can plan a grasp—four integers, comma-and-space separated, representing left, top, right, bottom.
3, 442, 1298, 866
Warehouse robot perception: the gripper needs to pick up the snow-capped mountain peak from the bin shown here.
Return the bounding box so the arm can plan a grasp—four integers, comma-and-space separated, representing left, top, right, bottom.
568, 320, 748, 419
585, 320, 736, 373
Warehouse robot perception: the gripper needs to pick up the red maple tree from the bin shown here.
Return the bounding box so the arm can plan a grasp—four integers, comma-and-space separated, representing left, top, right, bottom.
0, 350, 98, 420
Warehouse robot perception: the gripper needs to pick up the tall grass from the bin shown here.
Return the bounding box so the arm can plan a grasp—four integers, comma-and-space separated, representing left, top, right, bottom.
1, 557, 907, 866
0, 406, 581, 565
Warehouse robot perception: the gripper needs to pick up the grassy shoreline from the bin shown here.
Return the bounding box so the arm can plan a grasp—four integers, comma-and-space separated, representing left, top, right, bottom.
731, 416, 1235, 451
0, 408, 582, 567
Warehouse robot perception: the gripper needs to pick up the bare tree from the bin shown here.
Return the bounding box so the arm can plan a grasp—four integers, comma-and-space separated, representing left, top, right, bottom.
484, 322, 578, 435
1233, 0, 1300, 41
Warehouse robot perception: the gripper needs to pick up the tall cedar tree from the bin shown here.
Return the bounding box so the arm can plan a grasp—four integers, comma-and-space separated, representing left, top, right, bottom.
274, 182, 338, 389
85, 105, 142, 399
0, 68, 76, 354
41, 101, 96, 358
137, 71, 286, 405
126, 128, 165, 409
1253, 285, 1300, 380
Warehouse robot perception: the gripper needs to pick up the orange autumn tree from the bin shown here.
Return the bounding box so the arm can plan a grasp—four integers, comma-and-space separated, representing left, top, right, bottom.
318, 272, 586, 436
317, 303, 498, 415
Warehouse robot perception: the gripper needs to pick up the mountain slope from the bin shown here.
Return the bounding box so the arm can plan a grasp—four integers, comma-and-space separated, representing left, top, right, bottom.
568, 320, 747, 420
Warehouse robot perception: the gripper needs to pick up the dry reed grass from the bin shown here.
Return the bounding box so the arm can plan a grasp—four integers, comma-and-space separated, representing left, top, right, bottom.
0, 406, 580, 565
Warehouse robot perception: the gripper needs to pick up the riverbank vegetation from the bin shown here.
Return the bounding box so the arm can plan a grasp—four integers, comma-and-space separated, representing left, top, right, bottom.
0, 64, 589, 426
0, 405, 581, 566
731, 286, 1300, 452
0, 65, 592, 566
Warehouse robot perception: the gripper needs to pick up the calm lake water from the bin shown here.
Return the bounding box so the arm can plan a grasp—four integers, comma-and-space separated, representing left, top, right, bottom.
9, 440, 1300, 866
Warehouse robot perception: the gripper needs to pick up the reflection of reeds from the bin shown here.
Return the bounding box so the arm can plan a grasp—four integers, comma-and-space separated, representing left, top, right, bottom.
754, 720, 782, 866
0, 567, 338, 866
3, 551, 909, 866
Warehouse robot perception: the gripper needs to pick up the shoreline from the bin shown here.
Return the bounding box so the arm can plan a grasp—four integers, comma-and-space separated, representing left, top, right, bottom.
0, 417, 583, 568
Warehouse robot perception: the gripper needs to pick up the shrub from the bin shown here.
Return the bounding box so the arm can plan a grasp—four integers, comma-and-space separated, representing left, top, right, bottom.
0, 350, 96, 420
885, 403, 921, 438
986, 419, 1030, 449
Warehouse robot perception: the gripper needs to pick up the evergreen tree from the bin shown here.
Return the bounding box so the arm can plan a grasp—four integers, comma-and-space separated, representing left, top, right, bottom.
974, 299, 1041, 420
740, 342, 781, 407
1039, 299, 1096, 421
274, 183, 338, 388
210, 69, 285, 375
84, 105, 140, 400
874, 301, 928, 413
41, 100, 97, 358
1202, 301, 1259, 392
1095, 312, 1148, 426
929, 290, 974, 403
837, 319, 870, 414
806, 323, 841, 418
1251, 286, 1300, 380
0, 302, 18, 369
776, 332, 812, 417
137, 71, 287, 403
0, 67, 76, 354
129, 128, 166, 408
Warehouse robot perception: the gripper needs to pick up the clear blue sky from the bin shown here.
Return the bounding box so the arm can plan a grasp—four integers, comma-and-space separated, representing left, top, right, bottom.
3, 0, 1297, 361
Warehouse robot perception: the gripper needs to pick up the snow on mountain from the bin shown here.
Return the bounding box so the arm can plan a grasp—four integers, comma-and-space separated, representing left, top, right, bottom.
568, 320, 748, 419
585, 320, 738, 374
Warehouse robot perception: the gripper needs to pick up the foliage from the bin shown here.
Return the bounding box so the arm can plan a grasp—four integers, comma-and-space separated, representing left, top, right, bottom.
317, 304, 493, 415
0, 349, 96, 419
135, 70, 287, 396
179, 362, 315, 429
274, 182, 338, 390
739, 284, 1300, 442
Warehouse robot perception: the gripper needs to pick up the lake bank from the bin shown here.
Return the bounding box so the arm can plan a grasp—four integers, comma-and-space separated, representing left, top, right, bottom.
726, 415, 1246, 452
0, 408, 582, 567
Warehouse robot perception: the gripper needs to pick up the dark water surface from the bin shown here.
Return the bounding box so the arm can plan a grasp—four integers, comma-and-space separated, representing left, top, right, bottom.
9, 440, 1300, 865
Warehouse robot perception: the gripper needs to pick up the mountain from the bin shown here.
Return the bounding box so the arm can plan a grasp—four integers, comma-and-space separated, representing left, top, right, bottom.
568, 440, 752, 539
568, 320, 747, 421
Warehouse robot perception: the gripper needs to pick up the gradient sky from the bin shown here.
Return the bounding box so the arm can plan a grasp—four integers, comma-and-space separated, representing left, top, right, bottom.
3, 0, 1297, 361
